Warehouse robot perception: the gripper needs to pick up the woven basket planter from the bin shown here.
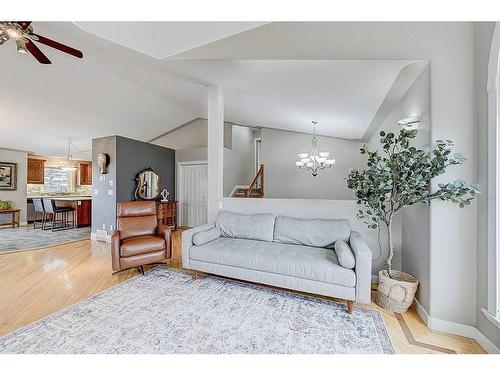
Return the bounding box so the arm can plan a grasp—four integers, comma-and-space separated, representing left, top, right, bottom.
376, 270, 419, 313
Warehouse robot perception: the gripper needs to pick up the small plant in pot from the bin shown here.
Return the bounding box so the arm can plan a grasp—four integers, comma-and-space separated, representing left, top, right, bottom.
346, 125, 478, 313
0, 200, 15, 211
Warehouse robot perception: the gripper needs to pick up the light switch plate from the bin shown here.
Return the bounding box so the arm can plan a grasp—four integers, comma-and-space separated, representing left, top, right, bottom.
109, 180, 113, 186
94, 189, 99, 196
218, 201, 223, 209
108, 190, 113, 196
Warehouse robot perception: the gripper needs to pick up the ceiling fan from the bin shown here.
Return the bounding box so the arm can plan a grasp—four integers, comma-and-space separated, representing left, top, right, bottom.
0, 21, 83, 64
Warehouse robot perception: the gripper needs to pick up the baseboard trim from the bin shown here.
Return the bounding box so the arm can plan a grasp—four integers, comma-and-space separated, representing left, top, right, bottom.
90, 232, 111, 243
414, 298, 499, 354
414, 298, 430, 326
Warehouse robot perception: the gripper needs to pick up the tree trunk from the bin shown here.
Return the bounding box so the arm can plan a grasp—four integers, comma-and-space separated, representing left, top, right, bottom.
386, 218, 394, 278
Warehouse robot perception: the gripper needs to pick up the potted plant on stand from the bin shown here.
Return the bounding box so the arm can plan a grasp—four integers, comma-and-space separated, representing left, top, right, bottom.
346, 125, 478, 313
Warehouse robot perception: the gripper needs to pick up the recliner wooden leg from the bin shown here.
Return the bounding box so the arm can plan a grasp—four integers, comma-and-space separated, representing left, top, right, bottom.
347, 300, 354, 314
139, 266, 145, 275
194, 271, 199, 279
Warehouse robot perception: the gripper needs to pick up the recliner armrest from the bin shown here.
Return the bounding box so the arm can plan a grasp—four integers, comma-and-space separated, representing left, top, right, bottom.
157, 225, 172, 259
181, 224, 216, 269
111, 230, 121, 271
349, 231, 373, 304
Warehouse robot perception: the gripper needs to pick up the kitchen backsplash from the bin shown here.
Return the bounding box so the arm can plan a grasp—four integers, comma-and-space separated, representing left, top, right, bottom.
27, 184, 92, 196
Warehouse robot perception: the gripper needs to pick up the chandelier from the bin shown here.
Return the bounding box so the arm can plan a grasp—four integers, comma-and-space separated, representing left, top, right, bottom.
296, 121, 335, 177
59, 137, 77, 171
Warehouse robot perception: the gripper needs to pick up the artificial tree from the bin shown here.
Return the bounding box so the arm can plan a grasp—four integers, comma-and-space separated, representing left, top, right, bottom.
346, 127, 478, 278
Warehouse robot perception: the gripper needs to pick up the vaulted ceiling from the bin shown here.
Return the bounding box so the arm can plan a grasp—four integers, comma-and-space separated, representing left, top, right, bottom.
0, 21, 424, 160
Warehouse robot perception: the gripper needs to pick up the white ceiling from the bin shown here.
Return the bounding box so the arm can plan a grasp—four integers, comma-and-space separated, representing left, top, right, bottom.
75, 22, 267, 59
163, 59, 415, 139
152, 118, 208, 150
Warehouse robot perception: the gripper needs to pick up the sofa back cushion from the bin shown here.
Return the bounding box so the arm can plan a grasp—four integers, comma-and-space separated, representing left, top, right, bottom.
274, 215, 351, 248
215, 211, 275, 242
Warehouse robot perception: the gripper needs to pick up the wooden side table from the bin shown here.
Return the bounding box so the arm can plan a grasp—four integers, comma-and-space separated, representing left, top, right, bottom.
156, 201, 177, 231
0, 209, 21, 228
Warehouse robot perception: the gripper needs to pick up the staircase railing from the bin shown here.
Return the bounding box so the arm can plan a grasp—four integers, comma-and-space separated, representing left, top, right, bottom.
246, 164, 264, 198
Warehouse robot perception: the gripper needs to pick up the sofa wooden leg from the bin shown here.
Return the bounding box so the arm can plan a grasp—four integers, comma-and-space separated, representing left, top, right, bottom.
139, 266, 145, 275
347, 300, 353, 314
194, 271, 199, 280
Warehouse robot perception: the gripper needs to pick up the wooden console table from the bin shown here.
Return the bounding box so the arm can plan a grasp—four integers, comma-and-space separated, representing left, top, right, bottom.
156, 201, 177, 231
0, 209, 21, 228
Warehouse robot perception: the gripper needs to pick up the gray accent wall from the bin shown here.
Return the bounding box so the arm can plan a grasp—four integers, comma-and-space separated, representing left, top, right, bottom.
91, 135, 175, 236
115, 136, 175, 202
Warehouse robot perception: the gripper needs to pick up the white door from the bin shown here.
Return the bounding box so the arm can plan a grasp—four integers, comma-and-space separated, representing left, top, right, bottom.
179, 163, 208, 227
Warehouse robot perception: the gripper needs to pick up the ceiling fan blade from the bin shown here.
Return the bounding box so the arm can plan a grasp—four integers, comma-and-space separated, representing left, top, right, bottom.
30, 33, 83, 59
15, 21, 32, 30
25, 40, 51, 64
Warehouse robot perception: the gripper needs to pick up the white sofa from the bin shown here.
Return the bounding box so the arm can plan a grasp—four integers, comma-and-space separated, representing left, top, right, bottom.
182, 211, 372, 312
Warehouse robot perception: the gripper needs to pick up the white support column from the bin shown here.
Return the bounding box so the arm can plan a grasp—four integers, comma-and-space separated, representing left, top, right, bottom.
207, 85, 224, 222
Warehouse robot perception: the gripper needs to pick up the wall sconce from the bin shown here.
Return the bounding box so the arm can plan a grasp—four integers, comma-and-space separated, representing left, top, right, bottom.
397, 116, 420, 130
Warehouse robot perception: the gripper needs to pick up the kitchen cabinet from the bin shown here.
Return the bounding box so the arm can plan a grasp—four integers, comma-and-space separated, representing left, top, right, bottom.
76, 199, 92, 227
79, 163, 92, 185
27, 158, 45, 184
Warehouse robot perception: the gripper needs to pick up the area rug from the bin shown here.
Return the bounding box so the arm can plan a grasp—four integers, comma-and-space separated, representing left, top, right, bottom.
0, 268, 394, 354
0, 226, 90, 253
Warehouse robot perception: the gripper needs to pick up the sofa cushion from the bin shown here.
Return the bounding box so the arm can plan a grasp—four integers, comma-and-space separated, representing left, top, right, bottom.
334, 240, 356, 269
192, 227, 221, 246
274, 215, 351, 248
215, 211, 275, 242
120, 235, 165, 257
190, 237, 355, 287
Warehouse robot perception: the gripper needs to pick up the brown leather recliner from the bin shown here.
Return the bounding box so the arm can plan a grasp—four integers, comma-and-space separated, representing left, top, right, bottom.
111, 201, 171, 274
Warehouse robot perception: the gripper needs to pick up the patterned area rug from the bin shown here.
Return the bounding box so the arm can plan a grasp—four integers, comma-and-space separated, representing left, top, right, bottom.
0, 268, 394, 354
0, 226, 90, 253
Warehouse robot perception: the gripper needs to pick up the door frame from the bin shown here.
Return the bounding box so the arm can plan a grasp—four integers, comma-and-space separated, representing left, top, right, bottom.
176, 160, 208, 227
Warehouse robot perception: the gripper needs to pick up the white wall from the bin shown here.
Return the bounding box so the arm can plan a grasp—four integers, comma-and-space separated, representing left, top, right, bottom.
202, 22, 479, 328
223, 125, 256, 196
261, 128, 364, 200
0, 148, 28, 224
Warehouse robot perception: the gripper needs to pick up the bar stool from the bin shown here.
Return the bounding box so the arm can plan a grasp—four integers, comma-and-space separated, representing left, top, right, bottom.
32, 198, 46, 229
42, 198, 75, 231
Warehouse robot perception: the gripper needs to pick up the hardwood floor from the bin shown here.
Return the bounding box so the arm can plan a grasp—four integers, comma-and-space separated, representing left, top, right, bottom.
0, 228, 486, 353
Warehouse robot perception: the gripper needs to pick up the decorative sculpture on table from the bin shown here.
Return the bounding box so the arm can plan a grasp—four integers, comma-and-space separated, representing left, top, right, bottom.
97, 153, 110, 174
160, 189, 170, 202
